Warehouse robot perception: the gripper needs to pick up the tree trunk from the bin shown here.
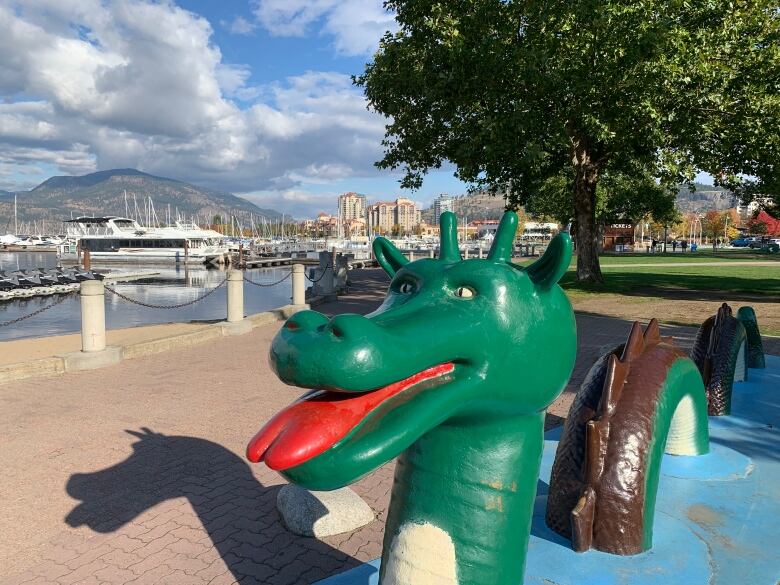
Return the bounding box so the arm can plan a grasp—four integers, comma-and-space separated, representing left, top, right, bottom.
572, 162, 604, 283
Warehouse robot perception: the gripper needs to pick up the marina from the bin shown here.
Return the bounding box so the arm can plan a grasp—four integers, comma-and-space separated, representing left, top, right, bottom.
0, 251, 295, 342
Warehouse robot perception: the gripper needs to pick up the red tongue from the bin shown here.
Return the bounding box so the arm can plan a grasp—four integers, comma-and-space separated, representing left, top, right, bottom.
247, 363, 454, 470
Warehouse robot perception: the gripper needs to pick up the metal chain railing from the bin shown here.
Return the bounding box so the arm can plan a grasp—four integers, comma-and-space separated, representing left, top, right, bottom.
242, 270, 293, 287
304, 264, 332, 283
0, 290, 77, 327
104, 276, 228, 309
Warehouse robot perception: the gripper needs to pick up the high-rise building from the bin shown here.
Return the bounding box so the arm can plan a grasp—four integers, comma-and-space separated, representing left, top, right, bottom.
366, 197, 421, 235
395, 197, 421, 233
338, 192, 366, 221
433, 195, 454, 220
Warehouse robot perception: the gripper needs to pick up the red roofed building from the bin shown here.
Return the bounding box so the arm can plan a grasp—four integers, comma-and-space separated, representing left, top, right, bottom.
749, 210, 780, 236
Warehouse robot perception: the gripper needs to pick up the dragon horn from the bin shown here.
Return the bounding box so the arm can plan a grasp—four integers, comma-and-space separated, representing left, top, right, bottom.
487, 211, 518, 262
439, 211, 462, 262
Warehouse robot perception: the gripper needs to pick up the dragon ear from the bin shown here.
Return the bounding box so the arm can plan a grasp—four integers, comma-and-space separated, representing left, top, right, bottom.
487, 211, 518, 262
525, 232, 572, 290
438, 211, 462, 262
373, 236, 409, 277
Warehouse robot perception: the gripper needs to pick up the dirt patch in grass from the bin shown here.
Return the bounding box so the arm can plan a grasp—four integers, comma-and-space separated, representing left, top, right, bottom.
569, 293, 780, 336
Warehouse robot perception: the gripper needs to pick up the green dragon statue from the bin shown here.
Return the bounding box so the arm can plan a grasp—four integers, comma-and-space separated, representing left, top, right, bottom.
248, 211, 576, 585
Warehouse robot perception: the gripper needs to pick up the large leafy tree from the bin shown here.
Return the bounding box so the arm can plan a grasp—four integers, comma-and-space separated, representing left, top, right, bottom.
357, 0, 779, 281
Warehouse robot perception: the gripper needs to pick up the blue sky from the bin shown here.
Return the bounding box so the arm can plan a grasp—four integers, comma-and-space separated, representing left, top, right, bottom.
0, 0, 470, 218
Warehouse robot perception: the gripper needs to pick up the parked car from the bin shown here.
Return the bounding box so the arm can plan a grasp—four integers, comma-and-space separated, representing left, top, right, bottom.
730, 238, 750, 247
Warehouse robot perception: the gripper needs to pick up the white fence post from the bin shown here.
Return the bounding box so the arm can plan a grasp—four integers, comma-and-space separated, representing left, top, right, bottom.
226, 269, 244, 323
292, 264, 305, 305
80, 280, 106, 352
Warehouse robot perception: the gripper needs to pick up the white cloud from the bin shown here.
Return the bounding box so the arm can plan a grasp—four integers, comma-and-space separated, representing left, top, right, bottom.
0, 0, 392, 211
242, 188, 340, 217
252, 0, 396, 56
223, 15, 256, 35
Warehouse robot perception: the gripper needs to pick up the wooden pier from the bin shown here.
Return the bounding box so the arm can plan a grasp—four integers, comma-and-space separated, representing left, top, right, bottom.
240, 256, 316, 268
239, 255, 378, 270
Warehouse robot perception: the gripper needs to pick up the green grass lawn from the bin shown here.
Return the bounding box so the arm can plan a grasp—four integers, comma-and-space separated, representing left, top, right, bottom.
560, 263, 780, 297
513, 248, 780, 268
510, 249, 779, 334
597, 249, 780, 265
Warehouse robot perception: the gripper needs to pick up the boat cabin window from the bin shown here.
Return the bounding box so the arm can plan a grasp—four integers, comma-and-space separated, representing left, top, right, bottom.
81, 239, 187, 251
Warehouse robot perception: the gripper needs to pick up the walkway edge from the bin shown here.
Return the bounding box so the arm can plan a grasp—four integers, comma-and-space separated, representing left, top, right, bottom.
0, 303, 309, 385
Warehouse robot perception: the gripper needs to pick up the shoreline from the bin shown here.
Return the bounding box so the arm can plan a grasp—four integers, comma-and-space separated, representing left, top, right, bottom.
0, 303, 306, 385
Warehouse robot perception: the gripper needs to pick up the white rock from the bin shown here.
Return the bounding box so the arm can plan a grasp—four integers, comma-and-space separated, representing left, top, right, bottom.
276, 485, 375, 538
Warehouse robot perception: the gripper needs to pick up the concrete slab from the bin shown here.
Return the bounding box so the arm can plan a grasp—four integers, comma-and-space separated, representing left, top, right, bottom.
316, 355, 780, 585
277, 485, 375, 537
219, 319, 254, 336
60, 346, 123, 372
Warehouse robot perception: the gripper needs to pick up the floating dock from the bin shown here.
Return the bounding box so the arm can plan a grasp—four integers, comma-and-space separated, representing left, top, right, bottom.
0, 270, 159, 302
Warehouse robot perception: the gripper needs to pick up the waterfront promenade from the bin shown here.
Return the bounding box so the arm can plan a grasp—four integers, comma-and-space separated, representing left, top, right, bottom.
2, 269, 778, 585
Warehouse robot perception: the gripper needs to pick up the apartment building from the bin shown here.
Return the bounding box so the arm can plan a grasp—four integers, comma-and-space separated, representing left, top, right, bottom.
366, 197, 422, 235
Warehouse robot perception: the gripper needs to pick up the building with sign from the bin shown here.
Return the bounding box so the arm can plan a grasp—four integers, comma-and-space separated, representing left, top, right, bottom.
603, 223, 635, 251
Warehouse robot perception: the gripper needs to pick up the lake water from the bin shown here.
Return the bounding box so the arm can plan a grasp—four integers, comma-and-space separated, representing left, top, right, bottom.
0, 252, 297, 342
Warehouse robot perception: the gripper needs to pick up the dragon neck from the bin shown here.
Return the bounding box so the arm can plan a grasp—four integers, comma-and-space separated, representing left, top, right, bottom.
379, 412, 544, 585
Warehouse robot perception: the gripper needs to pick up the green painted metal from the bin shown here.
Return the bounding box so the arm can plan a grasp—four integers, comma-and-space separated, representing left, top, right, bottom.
736, 306, 765, 369
262, 211, 577, 585
643, 357, 710, 549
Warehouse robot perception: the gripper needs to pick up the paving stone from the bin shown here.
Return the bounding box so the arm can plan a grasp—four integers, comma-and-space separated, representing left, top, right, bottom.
124, 565, 174, 585
90, 565, 136, 584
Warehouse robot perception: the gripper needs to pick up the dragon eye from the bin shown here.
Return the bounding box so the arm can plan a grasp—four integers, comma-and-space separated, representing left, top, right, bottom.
455, 286, 475, 299
399, 282, 415, 294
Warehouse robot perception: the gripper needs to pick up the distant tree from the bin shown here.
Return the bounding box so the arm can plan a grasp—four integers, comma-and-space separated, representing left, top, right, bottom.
724, 209, 741, 241
358, 0, 780, 281
514, 208, 528, 240
525, 167, 678, 235
750, 221, 768, 235
703, 210, 727, 250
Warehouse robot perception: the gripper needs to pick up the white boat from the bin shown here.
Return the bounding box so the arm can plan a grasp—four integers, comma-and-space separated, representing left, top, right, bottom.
57, 216, 230, 264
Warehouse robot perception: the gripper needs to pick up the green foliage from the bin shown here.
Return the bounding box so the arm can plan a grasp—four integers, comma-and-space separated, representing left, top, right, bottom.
750, 221, 768, 235
357, 0, 780, 280
526, 165, 678, 225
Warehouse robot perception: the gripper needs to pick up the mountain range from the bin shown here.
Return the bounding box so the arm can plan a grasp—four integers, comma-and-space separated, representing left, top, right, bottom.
0, 169, 281, 228
675, 183, 737, 213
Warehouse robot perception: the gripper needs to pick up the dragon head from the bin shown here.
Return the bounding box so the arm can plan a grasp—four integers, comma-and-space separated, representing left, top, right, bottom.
247, 211, 576, 489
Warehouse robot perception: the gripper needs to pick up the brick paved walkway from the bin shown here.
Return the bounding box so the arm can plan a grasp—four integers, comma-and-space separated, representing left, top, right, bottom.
2, 269, 777, 585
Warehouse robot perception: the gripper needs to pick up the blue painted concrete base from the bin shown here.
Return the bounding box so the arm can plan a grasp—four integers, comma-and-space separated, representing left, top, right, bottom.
315, 355, 780, 585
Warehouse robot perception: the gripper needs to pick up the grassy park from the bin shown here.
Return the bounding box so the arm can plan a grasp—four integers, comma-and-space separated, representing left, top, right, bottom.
517, 251, 780, 335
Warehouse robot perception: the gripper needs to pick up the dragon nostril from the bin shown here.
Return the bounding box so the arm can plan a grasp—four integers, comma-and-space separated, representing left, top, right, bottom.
285, 321, 299, 331
331, 325, 345, 338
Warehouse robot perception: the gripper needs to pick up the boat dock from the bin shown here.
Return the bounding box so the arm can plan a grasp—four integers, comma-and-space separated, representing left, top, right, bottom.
0, 270, 159, 302
240, 255, 378, 269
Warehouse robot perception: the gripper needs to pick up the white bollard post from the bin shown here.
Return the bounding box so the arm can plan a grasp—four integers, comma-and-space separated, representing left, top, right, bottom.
409, 251, 415, 261
226, 269, 244, 323
464, 247, 469, 259
429, 249, 434, 259
80, 280, 106, 353
478, 247, 483, 259
292, 264, 305, 306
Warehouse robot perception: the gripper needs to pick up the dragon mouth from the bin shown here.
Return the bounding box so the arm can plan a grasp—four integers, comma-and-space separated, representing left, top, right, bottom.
246, 362, 455, 470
